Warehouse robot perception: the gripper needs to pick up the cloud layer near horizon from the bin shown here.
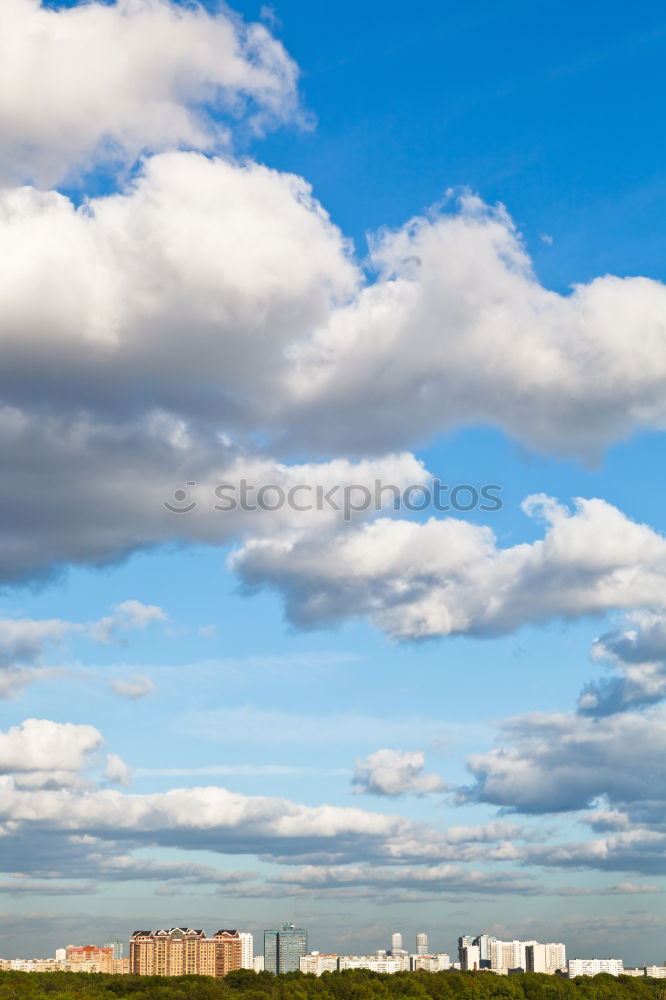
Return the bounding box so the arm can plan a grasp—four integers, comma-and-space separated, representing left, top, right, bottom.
1, 715, 665, 901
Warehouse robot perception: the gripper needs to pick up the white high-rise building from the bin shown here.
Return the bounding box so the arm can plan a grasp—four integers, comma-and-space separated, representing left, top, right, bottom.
568, 959, 624, 977
474, 935, 496, 968
526, 943, 566, 974
253, 955, 264, 973
416, 933, 428, 956
491, 939, 537, 973
391, 933, 403, 954
239, 933, 253, 970
461, 944, 480, 970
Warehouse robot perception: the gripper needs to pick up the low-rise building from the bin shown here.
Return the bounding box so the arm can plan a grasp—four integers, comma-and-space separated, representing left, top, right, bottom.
338, 954, 410, 973
568, 958, 624, 977
411, 954, 451, 972
300, 952, 340, 975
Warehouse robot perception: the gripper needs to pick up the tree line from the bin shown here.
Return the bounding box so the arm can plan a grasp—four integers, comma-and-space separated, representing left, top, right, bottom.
1, 968, 665, 1000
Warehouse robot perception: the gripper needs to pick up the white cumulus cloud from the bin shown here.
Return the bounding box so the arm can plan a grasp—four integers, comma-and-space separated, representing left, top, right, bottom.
287, 193, 666, 459
0, 719, 103, 788
0, 0, 300, 184
232, 494, 666, 638
352, 749, 445, 796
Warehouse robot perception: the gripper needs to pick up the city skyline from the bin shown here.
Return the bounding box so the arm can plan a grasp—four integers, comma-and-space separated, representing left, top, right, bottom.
1, 0, 666, 970
2, 923, 665, 976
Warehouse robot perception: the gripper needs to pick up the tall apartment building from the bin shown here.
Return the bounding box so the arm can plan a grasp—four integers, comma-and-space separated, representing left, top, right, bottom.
214, 931, 243, 977
458, 936, 473, 968
458, 939, 480, 971
264, 924, 308, 974
129, 927, 244, 977
239, 932, 254, 970
416, 933, 428, 956
568, 958, 624, 977
458, 934, 496, 970
490, 939, 539, 973
475, 935, 497, 969
525, 943, 566, 974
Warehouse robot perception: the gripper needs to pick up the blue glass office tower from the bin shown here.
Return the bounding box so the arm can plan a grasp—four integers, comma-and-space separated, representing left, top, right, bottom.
264, 924, 308, 974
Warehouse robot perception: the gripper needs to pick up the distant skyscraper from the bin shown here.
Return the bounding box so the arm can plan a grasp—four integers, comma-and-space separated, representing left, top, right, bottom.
458, 936, 474, 967
473, 934, 496, 969
416, 933, 428, 956
462, 945, 480, 971
264, 924, 308, 974
391, 933, 403, 953
105, 939, 124, 960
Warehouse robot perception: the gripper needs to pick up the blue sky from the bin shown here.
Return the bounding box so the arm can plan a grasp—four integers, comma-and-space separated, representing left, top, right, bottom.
1, 0, 666, 968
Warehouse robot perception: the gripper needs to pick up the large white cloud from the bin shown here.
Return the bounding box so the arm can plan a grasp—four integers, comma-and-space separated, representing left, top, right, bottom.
0, 719, 103, 787
0, 0, 300, 184
0, 152, 356, 425
4, 161, 666, 465
232, 494, 666, 638
2, 150, 666, 602
0, 149, 385, 586
287, 195, 666, 458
